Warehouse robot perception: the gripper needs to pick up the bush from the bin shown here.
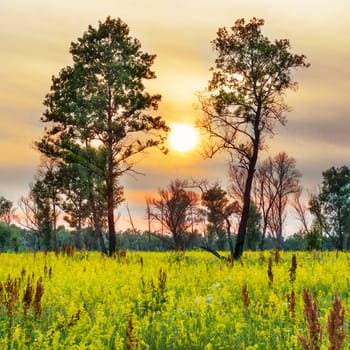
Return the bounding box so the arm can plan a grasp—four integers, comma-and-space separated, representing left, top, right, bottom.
283, 233, 306, 251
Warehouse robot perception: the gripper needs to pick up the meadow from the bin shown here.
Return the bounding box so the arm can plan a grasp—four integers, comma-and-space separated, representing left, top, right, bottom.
0, 249, 348, 349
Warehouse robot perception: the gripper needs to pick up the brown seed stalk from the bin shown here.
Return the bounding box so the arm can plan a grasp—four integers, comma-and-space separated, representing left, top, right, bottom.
289, 254, 297, 285
267, 257, 273, 288
287, 289, 296, 318
126, 316, 139, 350
298, 287, 322, 350
242, 284, 249, 310
34, 277, 44, 319
327, 292, 346, 350
23, 280, 33, 317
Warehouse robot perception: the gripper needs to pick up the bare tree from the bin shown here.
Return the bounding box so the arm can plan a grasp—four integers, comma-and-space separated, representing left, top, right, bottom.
254, 159, 277, 248
197, 18, 309, 259
18, 188, 44, 250
228, 166, 247, 205
255, 152, 301, 249
269, 153, 301, 248
228, 166, 262, 251
145, 196, 158, 241
18, 192, 37, 229
146, 179, 200, 250
17, 158, 66, 250
292, 186, 311, 234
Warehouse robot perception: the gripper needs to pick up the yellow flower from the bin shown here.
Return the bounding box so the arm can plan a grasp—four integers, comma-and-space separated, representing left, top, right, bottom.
12, 324, 21, 342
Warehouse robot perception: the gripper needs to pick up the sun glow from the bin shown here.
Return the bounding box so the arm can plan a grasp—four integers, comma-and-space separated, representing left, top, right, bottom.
169, 123, 199, 152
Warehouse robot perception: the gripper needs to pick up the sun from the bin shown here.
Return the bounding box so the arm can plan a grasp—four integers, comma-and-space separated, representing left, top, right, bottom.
169, 123, 199, 152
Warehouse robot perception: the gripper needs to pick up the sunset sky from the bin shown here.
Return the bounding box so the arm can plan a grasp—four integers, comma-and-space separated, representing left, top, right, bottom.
1, 0, 349, 232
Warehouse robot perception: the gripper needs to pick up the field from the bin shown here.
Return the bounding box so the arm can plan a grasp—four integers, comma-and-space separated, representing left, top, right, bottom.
0, 250, 349, 349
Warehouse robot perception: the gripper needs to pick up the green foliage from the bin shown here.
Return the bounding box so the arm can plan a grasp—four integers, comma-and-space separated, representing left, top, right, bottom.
117, 230, 165, 251
0, 196, 13, 224
139, 268, 168, 315
304, 225, 323, 251
245, 203, 262, 251
0, 223, 23, 252
31, 179, 55, 250
201, 184, 238, 251
283, 233, 305, 251
310, 165, 350, 250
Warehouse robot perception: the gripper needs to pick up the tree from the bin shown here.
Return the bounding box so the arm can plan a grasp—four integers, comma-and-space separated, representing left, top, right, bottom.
147, 180, 200, 250
310, 166, 350, 250
292, 186, 311, 235
36, 17, 169, 255
37, 158, 63, 244
32, 180, 55, 249
254, 158, 276, 248
228, 165, 247, 203
59, 162, 93, 249
18, 158, 64, 250
0, 196, 14, 225
201, 183, 239, 255
304, 224, 323, 251
256, 152, 301, 249
197, 18, 309, 259
18, 181, 54, 250
228, 167, 262, 251
283, 233, 305, 251
229, 153, 301, 250
0, 223, 23, 252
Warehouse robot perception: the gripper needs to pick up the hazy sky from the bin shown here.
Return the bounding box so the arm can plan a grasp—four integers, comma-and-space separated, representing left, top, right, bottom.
1, 0, 349, 231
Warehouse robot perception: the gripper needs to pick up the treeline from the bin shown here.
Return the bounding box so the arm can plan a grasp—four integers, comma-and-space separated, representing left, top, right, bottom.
1, 162, 350, 254
0, 222, 343, 253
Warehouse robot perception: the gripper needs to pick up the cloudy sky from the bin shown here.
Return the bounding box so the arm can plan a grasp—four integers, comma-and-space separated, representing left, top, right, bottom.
0, 0, 349, 231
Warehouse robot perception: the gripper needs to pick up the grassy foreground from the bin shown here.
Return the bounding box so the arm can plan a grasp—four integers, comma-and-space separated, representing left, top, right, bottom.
0, 250, 349, 349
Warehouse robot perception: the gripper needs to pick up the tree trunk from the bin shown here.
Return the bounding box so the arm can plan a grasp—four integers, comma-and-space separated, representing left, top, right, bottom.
225, 217, 234, 258
234, 121, 261, 260
52, 200, 57, 247
277, 198, 283, 249
76, 214, 82, 250
259, 218, 269, 250
337, 209, 343, 250
173, 231, 182, 251
90, 192, 107, 254
107, 141, 116, 256
87, 166, 107, 254
107, 192, 116, 256
234, 163, 255, 260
